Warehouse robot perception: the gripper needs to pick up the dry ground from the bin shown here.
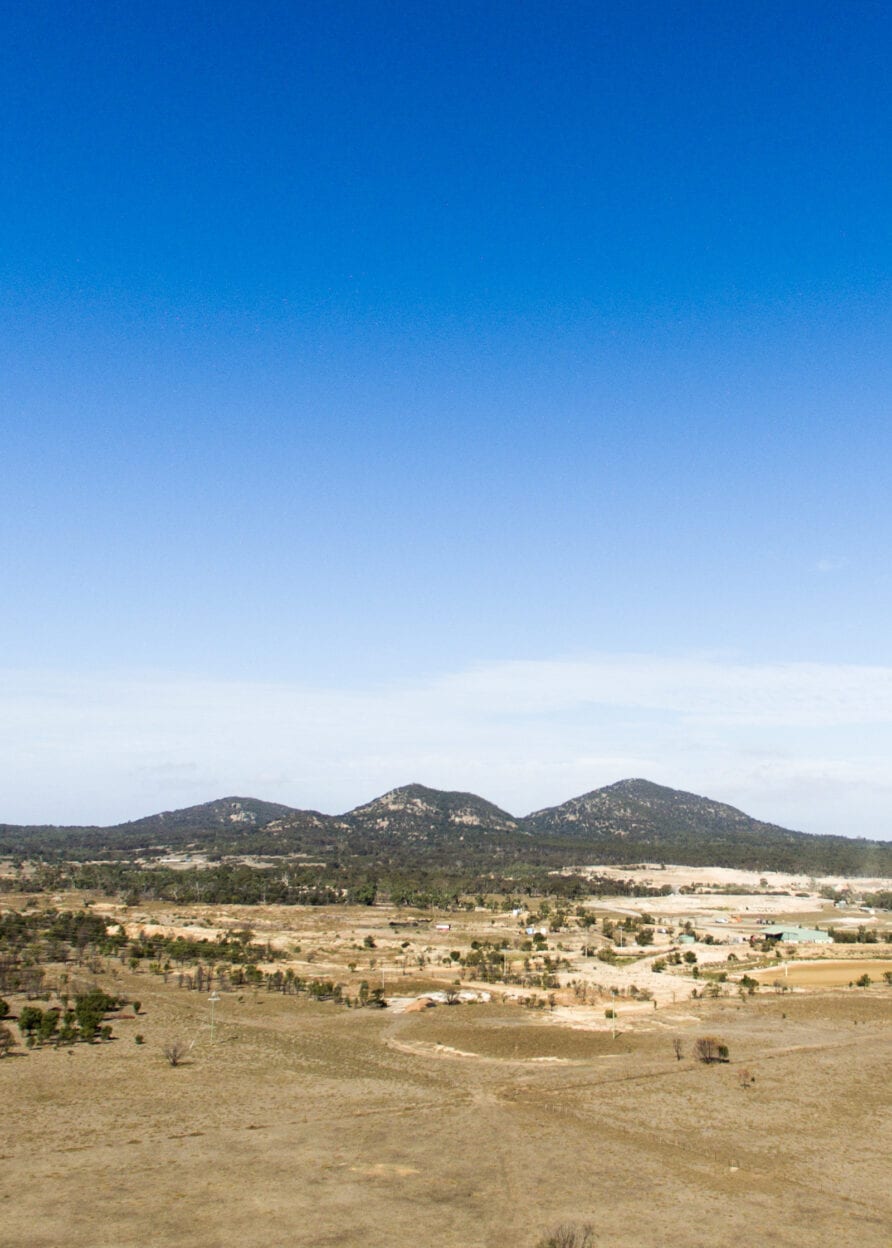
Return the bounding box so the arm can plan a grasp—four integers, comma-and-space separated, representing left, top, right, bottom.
2, 897, 890, 1248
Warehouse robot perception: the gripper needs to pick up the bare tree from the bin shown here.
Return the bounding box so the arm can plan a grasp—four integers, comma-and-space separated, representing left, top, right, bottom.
672, 1038, 683, 1061
162, 1039, 189, 1067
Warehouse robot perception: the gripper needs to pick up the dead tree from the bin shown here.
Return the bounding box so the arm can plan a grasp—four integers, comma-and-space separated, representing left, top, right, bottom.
162, 1039, 188, 1067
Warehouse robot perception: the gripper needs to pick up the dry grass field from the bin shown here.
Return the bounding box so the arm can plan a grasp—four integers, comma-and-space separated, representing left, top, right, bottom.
2, 895, 890, 1248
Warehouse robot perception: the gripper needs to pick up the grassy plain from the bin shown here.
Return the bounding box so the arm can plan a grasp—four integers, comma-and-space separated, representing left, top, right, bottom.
2, 893, 890, 1248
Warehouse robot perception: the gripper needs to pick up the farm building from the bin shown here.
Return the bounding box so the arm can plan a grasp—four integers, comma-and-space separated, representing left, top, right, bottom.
759, 927, 832, 944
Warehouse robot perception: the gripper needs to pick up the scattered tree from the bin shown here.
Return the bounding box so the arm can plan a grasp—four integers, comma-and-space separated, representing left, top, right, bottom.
672, 1038, 683, 1061
18, 1005, 44, 1041
694, 1036, 729, 1064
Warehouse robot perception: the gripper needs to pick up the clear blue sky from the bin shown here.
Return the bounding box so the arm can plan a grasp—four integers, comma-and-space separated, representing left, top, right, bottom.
2, 2, 891, 837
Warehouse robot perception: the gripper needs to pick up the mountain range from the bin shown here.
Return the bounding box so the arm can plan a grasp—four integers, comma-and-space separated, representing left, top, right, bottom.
2, 779, 890, 876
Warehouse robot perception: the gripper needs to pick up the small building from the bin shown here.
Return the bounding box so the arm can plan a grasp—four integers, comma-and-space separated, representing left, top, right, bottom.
678, 933, 696, 945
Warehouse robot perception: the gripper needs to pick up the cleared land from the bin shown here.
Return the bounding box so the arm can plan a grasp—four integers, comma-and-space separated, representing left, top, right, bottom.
2, 885, 890, 1248
751, 959, 892, 987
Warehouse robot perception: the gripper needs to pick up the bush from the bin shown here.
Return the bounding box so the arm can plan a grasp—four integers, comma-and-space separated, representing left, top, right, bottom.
534, 1223, 596, 1248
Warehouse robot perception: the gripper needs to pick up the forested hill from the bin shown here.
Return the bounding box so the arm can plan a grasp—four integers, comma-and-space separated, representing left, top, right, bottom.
527, 779, 891, 875
0, 798, 305, 854
1, 780, 890, 877
345, 785, 524, 844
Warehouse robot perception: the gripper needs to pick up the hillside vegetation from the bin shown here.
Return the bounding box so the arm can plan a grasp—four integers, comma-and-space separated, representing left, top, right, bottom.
2, 779, 889, 878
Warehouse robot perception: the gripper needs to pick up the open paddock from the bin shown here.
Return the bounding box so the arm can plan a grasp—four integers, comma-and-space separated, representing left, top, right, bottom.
2, 889, 891, 1248
752, 957, 892, 988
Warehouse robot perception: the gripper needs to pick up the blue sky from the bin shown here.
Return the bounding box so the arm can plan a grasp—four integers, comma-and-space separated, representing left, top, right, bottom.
2, 2, 891, 837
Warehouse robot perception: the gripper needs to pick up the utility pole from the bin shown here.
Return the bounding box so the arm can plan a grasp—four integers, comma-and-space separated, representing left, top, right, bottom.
209, 990, 220, 1044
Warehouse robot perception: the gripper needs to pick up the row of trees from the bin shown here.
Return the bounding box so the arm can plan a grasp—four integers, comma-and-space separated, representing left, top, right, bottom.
829, 926, 892, 944
166, 963, 387, 1008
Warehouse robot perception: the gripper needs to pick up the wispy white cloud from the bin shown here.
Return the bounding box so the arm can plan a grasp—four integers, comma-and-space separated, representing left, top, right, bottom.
1, 655, 890, 838
430, 655, 892, 726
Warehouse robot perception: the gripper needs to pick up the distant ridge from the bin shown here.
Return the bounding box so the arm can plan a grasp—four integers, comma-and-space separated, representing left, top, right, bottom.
529, 777, 802, 843
1, 779, 889, 876
523, 778, 877, 873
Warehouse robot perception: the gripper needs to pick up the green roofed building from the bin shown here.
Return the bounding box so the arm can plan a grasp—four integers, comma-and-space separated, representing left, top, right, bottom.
763, 927, 832, 944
